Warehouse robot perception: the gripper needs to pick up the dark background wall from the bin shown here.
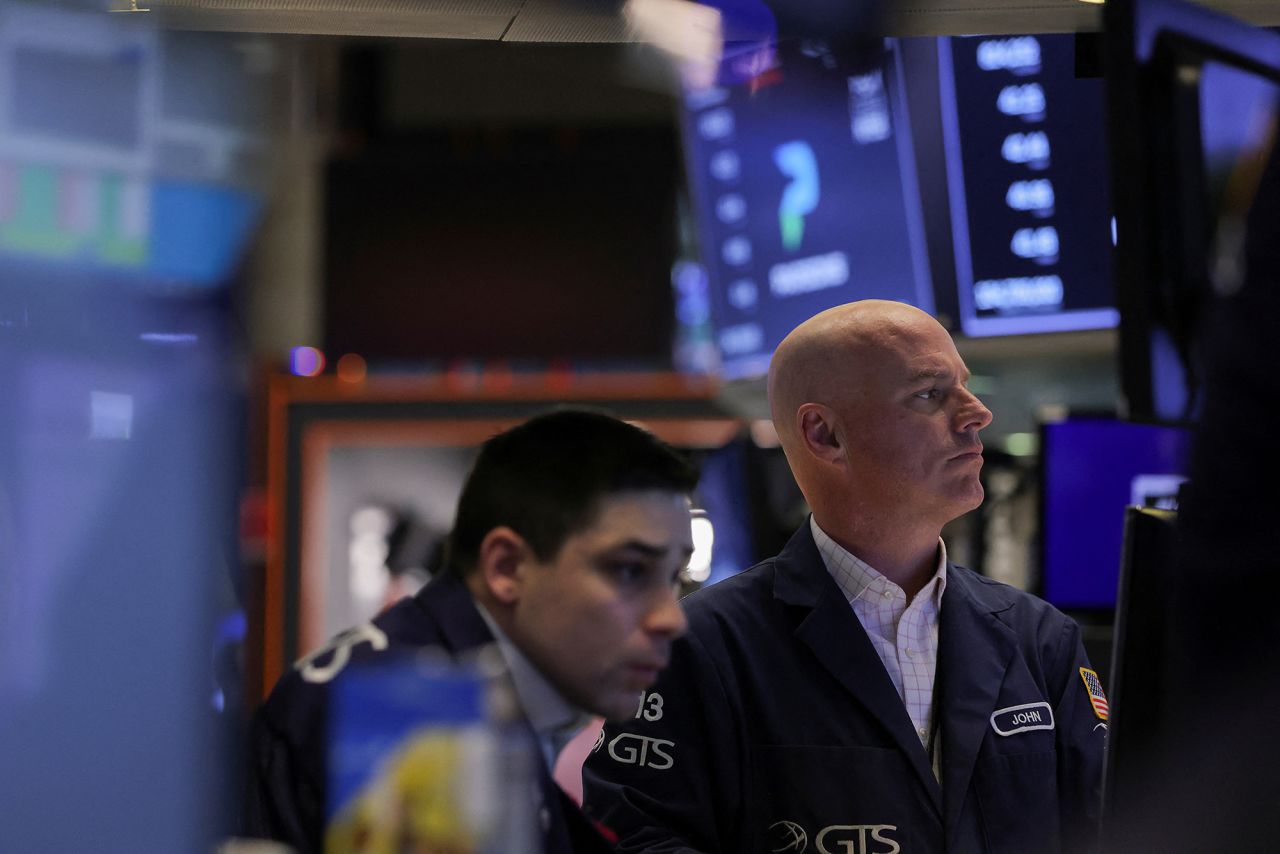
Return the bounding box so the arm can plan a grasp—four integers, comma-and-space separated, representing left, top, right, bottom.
323, 42, 684, 365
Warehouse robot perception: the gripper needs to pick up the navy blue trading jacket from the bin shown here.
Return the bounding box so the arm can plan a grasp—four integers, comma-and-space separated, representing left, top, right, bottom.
244, 571, 615, 854
582, 524, 1105, 853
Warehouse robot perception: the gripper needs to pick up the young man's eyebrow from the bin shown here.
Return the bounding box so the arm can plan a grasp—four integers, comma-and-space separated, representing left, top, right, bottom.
609, 540, 694, 558
609, 541, 668, 557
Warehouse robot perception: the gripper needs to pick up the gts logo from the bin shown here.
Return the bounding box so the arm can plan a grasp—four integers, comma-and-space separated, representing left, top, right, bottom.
768, 820, 900, 854
605, 733, 674, 770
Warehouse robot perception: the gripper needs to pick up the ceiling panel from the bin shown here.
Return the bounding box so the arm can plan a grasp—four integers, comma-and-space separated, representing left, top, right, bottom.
148, 0, 1280, 39
151, 0, 522, 38
502, 0, 630, 42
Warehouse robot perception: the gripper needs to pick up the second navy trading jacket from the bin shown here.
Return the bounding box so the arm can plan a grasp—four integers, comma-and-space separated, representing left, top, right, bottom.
582, 524, 1105, 854
244, 571, 614, 854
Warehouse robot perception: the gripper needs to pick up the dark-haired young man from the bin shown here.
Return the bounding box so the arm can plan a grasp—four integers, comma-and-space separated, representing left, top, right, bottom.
244, 409, 698, 854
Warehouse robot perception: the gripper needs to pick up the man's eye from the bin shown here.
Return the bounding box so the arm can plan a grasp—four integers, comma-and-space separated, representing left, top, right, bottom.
611, 563, 648, 583
916, 388, 942, 401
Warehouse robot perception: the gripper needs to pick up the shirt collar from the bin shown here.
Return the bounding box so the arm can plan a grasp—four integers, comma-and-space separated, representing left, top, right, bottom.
474, 603, 591, 768
809, 515, 948, 607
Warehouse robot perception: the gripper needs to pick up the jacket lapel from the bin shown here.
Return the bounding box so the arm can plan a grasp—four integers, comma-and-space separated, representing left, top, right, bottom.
774, 526, 944, 819
408, 572, 495, 653
936, 568, 1017, 836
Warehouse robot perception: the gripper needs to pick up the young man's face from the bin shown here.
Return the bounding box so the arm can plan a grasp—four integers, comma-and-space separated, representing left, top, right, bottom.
508, 490, 693, 721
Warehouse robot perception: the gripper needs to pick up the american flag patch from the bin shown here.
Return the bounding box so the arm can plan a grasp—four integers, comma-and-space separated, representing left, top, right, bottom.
1079, 667, 1109, 721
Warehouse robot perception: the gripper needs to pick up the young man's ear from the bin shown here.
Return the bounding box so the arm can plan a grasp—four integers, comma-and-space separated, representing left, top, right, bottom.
476, 526, 529, 605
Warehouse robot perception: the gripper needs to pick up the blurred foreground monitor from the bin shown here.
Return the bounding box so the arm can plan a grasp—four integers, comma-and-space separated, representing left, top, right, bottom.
1102, 0, 1280, 848
1107, 0, 1280, 424
0, 1, 273, 849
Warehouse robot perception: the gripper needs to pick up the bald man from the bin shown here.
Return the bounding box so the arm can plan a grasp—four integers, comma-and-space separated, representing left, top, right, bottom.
582, 301, 1105, 854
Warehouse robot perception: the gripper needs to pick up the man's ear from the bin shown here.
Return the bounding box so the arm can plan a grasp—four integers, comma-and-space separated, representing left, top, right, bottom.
797, 403, 844, 465
476, 527, 529, 605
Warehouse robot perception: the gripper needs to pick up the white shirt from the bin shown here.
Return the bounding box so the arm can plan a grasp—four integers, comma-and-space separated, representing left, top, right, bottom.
809, 516, 947, 756
475, 604, 591, 771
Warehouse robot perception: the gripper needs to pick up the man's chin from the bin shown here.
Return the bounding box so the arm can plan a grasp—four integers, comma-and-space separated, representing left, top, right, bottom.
588, 686, 650, 723
945, 480, 984, 513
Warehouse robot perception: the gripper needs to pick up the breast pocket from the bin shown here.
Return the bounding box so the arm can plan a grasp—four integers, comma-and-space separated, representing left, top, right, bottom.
748, 744, 941, 854
973, 750, 1060, 854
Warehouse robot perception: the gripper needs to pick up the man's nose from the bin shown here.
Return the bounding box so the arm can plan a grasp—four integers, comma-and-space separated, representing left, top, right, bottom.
646, 586, 688, 640
955, 387, 993, 433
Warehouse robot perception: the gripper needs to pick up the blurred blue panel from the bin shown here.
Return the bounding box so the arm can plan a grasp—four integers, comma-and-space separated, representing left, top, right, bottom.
150, 182, 261, 285
0, 298, 238, 852
0, 1, 268, 849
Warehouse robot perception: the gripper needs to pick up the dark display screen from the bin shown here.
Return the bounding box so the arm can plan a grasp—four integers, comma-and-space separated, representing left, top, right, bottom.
1104, 0, 1280, 427
677, 39, 933, 380
939, 34, 1118, 336
1148, 57, 1280, 422
1040, 417, 1191, 610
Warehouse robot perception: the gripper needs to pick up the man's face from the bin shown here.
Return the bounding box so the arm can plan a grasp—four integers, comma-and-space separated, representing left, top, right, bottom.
509, 490, 693, 721
834, 315, 993, 525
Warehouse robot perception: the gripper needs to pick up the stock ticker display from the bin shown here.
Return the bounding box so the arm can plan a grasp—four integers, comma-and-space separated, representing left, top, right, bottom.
674, 34, 1121, 378
938, 34, 1118, 337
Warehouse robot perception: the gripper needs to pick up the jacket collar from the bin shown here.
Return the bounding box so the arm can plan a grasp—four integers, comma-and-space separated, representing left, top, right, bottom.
771, 523, 1022, 833
772, 524, 945, 818
408, 570, 495, 653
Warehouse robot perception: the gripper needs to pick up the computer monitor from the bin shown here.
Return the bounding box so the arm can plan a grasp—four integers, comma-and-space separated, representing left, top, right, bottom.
1038, 416, 1191, 611
676, 38, 933, 380
1105, 0, 1280, 424
1101, 506, 1178, 825
936, 33, 1119, 337
0, 7, 266, 288
1100, 2, 1280, 844
0, 3, 265, 846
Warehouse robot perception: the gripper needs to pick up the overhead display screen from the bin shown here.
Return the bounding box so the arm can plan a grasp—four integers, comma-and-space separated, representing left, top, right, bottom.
938, 34, 1119, 336
678, 39, 933, 380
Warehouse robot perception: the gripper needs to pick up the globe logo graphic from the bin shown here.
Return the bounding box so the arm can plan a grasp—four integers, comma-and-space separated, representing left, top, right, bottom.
769, 820, 808, 853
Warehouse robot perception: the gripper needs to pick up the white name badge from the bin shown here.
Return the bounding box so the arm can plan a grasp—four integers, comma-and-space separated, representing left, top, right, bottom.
990, 701, 1055, 736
